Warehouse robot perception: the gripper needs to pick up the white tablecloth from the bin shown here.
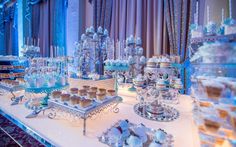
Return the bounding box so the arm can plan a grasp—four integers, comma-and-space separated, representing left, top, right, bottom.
0, 88, 200, 147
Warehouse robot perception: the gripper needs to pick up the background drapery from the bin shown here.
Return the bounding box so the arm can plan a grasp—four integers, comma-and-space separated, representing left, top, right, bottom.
91, 0, 169, 58
30, 0, 67, 57
0, 2, 18, 56
164, 0, 193, 63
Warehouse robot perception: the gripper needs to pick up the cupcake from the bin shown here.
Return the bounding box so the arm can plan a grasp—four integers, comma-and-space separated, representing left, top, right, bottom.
90, 87, 98, 92
98, 88, 106, 95
87, 91, 96, 99
70, 88, 78, 94
70, 95, 81, 105
60, 94, 70, 101
78, 89, 87, 96
83, 85, 90, 91
146, 58, 156, 68
107, 89, 116, 96
52, 91, 62, 99
80, 99, 92, 108
96, 93, 106, 101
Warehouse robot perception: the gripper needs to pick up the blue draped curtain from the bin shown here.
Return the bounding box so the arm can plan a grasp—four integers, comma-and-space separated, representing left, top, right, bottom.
28, 0, 67, 57
0, 2, 18, 56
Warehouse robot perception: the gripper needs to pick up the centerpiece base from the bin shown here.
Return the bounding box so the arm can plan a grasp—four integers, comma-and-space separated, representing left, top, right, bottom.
134, 101, 179, 122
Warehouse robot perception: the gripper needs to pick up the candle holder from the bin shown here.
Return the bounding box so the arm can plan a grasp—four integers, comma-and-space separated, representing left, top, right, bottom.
73, 26, 114, 78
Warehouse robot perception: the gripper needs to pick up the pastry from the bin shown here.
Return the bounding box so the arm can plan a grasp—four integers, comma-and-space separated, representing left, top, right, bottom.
216, 105, 229, 119
89, 87, 97, 92
230, 112, 236, 131
70, 95, 81, 105
52, 91, 62, 99
60, 93, 70, 101
98, 88, 106, 94
201, 80, 225, 100
83, 85, 90, 91
87, 91, 96, 99
204, 117, 221, 133
78, 89, 87, 96
199, 100, 212, 107
80, 99, 92, 108
96, 93, 106, 101
70, 88, 78, 94
107, 89, 116, 96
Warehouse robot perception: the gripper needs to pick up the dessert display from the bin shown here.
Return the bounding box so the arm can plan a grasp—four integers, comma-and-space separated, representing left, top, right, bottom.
98, 120, 174, 147
190, 19, 236, 146
72, 26, 113, 78
24, 58, 68, 88
47, 85, 122, 135
0, 56, 26, 80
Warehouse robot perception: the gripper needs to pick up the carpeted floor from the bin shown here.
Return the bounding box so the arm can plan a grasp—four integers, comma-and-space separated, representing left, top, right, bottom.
0, 114, 44, 147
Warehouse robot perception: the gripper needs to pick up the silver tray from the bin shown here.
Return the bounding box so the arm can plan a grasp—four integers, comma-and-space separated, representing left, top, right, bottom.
98, 120, 174, 147
134, 102, 179, 122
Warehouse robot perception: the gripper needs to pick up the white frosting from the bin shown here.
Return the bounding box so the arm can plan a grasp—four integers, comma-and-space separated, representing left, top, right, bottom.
201, 80, 225, 89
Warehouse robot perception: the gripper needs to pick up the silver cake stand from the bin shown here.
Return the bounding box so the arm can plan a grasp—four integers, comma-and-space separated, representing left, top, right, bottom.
133, 101, 179, 122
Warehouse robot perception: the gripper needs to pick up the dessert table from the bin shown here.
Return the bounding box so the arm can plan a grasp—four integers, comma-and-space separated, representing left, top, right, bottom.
0, 87, 200, 147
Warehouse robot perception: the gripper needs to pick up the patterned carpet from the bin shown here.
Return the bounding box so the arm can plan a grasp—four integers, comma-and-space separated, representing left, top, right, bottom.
0, 114, 44, 147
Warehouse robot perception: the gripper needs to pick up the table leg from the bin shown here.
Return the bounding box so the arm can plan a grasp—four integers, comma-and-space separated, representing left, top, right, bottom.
83, 118, 86, 136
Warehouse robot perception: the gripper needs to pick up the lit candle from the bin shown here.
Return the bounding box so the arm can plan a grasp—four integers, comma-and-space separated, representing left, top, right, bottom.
50, 45, 53, 57
229, 0, 232, 19
196, 1, 199, 25
27, 37, 29, 46
207, 6, 210, 24
222, 8, 224, 24
37, 38, 40, 47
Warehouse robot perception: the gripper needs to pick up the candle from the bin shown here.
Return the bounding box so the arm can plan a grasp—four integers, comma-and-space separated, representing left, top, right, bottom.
50, 45, 53, 57
27, 37, 29, 46
37, 38, 40, 47
207, 6, 210, 24
222, 8, 224, 24
196, 1, 199, 25
229, 0, 232, 19
33, 38, 35, 46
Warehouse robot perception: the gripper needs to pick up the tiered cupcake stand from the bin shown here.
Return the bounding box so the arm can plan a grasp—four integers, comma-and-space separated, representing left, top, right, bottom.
47, 95, 122, 135
133, 63, 183, 122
